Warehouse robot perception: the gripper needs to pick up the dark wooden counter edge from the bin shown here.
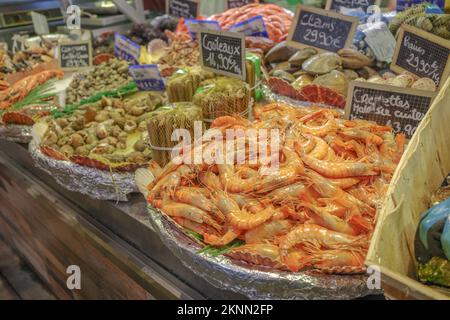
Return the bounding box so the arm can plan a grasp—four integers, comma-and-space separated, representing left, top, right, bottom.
0, 139, 245, 299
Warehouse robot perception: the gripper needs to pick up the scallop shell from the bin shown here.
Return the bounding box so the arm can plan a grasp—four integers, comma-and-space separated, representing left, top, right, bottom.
410, 78, 437, 92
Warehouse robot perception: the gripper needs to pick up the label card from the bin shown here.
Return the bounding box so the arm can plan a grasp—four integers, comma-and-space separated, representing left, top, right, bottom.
225, 0, 256, 9
344, 81, 436, 138
58, 40, 92, 70
287, 5, 358, 53
391, 24, 450, 89
166, 0, 199, 19
229, 15, 269, 38
31, 11, 49, 35
185, 19, 221, 40
199, 29, 246, 80
129, 64, 165, 91
114, 33, 141, 64
325, 0, 380, 12
396, 0, 445, 12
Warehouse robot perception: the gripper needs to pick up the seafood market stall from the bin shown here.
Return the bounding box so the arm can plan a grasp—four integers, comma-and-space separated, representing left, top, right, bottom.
1, 1, 450, 300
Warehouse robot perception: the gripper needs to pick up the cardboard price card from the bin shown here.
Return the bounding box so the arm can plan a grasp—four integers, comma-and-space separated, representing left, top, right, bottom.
128, 65, 165, 91
391, 24, 450, 89
325, 0, 381, 12
114, 33, 141, 64
58, 40, 92, 70
345, 81, 436, 138
199, 29, 246, 80
287, 5, 358, 53
166, 0, 199, 19
228, 15, 269, 38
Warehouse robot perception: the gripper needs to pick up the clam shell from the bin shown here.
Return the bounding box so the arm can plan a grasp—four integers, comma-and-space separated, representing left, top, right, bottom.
269, 61, 300, 75
288, 47, 318, 66
338, 48, 374, 70
302, 52, 342, 75
313, 70, 349, 96
265, 41, 297, 64
272, 70, 296, 83
292, 74, 314, 90
342, 69, 359, 80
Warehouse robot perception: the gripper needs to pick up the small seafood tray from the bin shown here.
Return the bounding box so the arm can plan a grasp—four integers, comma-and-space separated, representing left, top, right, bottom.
29, 140, 138, 202
148, 206, 377, 300
366, 77, 450, 300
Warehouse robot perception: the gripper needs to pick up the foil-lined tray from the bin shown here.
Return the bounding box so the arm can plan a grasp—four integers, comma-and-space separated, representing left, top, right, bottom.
148, 206, 380, 300
29, 140, 137, 201
0, 124, 33, 143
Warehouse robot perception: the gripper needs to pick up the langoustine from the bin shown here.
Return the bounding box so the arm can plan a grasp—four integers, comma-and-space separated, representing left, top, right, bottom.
144, 103, 404, 273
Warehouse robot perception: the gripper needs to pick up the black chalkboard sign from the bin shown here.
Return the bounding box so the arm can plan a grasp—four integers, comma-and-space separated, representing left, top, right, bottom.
325, 0, 380, 12
391, 25, 450, 89
226, 0, 256, 9
199, 29, 246, 80
58, 40, 92, 70
167, 0, 199, 19
287, 5, 358, 53
344, 81, 436, 139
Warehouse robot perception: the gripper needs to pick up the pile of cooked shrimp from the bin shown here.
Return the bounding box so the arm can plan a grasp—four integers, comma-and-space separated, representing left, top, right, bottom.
145, 103, 405, 273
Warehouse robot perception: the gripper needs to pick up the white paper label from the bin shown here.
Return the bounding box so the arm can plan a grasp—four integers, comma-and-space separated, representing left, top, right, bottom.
31, 11, 49, 35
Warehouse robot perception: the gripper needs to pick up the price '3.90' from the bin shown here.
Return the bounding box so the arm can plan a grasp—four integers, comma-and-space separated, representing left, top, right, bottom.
304, 29, 342, 48
406, 53, 440, 84
386, 119, 417, 137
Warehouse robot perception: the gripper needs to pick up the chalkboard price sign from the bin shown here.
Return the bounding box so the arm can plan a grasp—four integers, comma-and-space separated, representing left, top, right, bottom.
391, 25, 450, 89
225, 0, 256, 9
199, 29, 246, 80
58, 40, 92, 70
287, 5, 358, 53
166, 0, 199, 19
325, 0, 380, 12
344, 81, 436, 139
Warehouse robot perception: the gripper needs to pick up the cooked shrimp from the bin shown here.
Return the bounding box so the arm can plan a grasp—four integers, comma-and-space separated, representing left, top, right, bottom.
302, 154, 379, 178
245, 220, 295, 244
174, 187, 225, 223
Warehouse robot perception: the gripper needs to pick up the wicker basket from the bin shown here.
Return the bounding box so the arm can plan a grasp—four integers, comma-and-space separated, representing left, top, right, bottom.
366, 77, 450, 300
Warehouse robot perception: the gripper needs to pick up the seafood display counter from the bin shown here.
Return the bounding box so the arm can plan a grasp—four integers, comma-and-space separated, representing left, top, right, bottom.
0, 139, 245, 299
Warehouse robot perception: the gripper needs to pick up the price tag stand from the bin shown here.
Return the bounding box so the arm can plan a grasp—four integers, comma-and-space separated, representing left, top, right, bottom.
58, 40, 92, 71
344, 81, 436, 139
287, 5, 358, 53
391, 24, 450, 89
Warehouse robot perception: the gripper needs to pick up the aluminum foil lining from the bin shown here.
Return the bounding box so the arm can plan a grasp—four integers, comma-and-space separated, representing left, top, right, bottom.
148, 206, 381, 300
261, 84, 344, 112
29, 140, 137, 202
0, 124, 32, 143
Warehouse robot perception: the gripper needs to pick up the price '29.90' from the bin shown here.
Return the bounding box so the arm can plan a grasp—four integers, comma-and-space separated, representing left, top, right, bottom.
406, 53, 440, 84
303, 29, 342, 49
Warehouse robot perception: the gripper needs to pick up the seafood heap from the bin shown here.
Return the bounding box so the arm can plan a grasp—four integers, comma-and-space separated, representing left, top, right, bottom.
155, 32, 200, 77
389, 3, 450, 39
355, 72, 438, 92
126, 15, 179, 45
209, 3, 293, 43
66, 58, 132, 104
39, 91, 164, 171
143, 103, 405, 273
0, 46, 55, 75
265, 45, 375, 107
0, 69, 63, 127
